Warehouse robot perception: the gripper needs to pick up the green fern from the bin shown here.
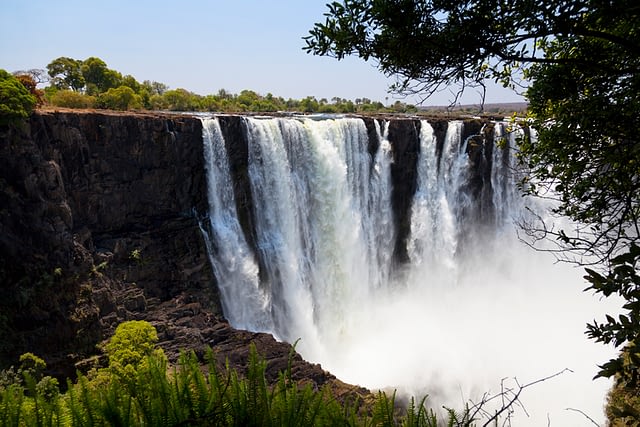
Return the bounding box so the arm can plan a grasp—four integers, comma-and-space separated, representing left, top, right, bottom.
0, 323, 491, 426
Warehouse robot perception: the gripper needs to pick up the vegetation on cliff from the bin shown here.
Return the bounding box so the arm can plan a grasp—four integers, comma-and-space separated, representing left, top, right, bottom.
305, 0, 640, 423
5, 56, 418, 115
0, 70, 37, 126
2, 321, 507, 426
4, 55, 525, 117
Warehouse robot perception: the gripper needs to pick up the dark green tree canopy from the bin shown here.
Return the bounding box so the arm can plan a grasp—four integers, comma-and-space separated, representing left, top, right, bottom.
46, 56, 124, 95
81, 56, 122, 95
305, 0, 640, 102
46, 57, 85, 91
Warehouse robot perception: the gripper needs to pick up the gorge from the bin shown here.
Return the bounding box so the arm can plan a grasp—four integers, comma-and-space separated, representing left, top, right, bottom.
0, 110, 616, 424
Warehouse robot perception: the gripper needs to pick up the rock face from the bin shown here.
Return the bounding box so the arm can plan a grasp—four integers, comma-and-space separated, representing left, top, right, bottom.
387, 119, 421, 264
0, 110, 354, 394
0, 110, 216, 376
0, 110, 499, 394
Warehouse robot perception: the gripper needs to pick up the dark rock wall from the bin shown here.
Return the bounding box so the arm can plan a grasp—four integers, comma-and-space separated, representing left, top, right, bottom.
216, 115, 259, 265
0, 110, 220, 376
387, 119, 421, 264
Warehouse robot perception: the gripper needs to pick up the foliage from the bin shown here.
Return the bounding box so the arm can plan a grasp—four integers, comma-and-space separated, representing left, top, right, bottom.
47, 57, 85, 91
304, 0, 639, 107
0, 69, 37, 126
584, 244, 640, 403
606, 355, 640, 425
37, 55, 415, 113
11, 69, 49, 86
104, 320, 164, 383
81, 57, 122, 96
2, 319, 530, 426
162, 88, 201, 111
96, 86, 142, 110
519, 8, 640, 265
516, 3, 640, 392
13, 73, 45, 106
48, 89, 96, 109
304, 0, 532, 104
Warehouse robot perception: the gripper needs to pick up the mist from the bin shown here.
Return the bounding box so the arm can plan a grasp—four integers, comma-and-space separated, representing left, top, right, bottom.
202, 116, 618, 425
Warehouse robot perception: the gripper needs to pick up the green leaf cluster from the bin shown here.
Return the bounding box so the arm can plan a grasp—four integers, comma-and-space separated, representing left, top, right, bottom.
517, 2, 640, 391
584, 244, 640, 423
104, 320, 163, 383
96, 86, 142, 111
0, 69, 37, 126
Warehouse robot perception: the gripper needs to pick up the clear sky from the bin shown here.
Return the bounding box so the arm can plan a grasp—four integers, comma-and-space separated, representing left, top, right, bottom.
1, 0, 525, 106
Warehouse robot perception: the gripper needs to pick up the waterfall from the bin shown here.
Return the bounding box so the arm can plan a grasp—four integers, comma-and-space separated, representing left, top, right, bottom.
200, 118, 272, 332
408, 120, 467, 275
201, 115, 616, 425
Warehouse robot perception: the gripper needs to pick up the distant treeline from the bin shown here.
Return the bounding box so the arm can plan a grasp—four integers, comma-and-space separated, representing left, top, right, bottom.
12, 56, 418, 114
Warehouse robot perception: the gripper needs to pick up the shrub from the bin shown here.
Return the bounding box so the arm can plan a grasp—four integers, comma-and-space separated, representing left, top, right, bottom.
104, 320, 164, 383
13, 74, 45, 106
96, 85, 142, 110
0, 69, 37, 125
49, 89, 96, 109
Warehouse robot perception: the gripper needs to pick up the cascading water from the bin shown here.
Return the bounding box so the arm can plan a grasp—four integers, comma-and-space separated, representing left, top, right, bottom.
200, 118, 272, 332
201, 116, 616, 425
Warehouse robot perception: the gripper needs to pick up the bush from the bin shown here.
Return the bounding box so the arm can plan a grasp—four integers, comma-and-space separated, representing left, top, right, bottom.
49, 89, 96, 109
104, 320, 164, 382
13, 74, 45, 106
96, 85, 142, 110
0, 69, 37, 126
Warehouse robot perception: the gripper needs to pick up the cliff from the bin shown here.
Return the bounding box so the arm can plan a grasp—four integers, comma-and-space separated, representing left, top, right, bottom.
0, 109, 497, 393
0, 110, 366, 397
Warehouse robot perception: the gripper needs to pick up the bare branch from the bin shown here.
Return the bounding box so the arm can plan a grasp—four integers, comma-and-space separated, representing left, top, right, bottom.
459, 369, 573, 426
565, 408, 600, 426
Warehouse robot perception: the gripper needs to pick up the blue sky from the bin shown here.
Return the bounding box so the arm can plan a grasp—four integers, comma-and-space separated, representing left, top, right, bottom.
1, 0, 524, 106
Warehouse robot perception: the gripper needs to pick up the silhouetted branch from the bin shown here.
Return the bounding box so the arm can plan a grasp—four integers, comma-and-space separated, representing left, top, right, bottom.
463, 369, 573, 426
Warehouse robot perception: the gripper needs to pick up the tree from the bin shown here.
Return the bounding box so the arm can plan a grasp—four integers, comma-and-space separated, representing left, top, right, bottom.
96, 86, 142, 110
142, 80, 169, 96
162, 88, 200, 111
12, 69, 49, 86
81, 57, 122, 95
0, 69, 37, 126
299, 96, 320, 113
305, 0, 640, 388
46, 57, 85, 91
304, 0, 639, 104
12, 73, 44, 106
121, 74, 141, 93
515, 4, 640, 391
